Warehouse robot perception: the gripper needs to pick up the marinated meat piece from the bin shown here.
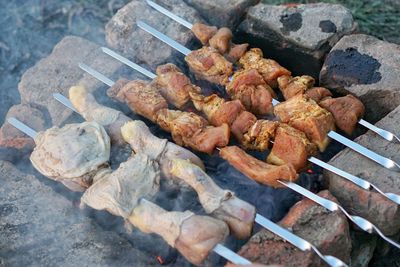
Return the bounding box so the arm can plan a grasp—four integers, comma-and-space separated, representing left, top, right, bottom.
242, 120, 279, 151
267, 124, 317, 171
155, 109, 230, 154
277, 75, 315, 100
239, 48, 291, 88
304, 87, 332, 103
107, 79, 168, 122
81, 154, 160, 218
274, 95, 335, 152
220, 146, 298, 188
128, 199, 229, 266
30, 121, 110, 191
230, 111, 257, 142
227, 69, 274, 115
170, 159, 256, 239
227, 43, 249, 63
192, 22, 218, 45
209, 27, 233, 54
185, 46, 233, 85
319, 94, 365, 135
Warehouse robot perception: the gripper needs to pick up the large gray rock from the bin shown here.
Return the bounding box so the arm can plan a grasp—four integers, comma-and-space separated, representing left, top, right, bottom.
0, 160, 154, 267
320, 34, 400, 122
325, 105, 400, 236
105, 0, 203, 69
238, 3, 356, 78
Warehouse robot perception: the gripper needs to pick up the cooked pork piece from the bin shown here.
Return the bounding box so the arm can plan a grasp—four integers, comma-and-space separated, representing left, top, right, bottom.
81, 154, 160, 218
185, 46, 233, 85
192, 22, 218, 45
128, 198, 229, 266
319, 94, 365, 135
267, 124, 317, 171
277, 75, 315, 100
304, 87, 333, 103
274, 95, 335, 152
209, 27, 233, 54
239, 48, 291, 88
227, 43, 249, 63
220, 146, 298, 188
242, 120, 279, 151
30, 121, 110, 191
226, 69, 274, 115
170, 159, 256, 239
230, 111, 257, 142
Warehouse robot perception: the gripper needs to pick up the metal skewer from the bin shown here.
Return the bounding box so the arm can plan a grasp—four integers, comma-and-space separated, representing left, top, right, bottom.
135, 20, 400, 173
99, 47, 400, 206
145, 0, 400, 146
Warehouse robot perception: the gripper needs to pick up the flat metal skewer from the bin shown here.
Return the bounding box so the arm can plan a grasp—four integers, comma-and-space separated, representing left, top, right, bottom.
99, 47, 400, 206
145, 0, 400, 146
135, 20, 400, 173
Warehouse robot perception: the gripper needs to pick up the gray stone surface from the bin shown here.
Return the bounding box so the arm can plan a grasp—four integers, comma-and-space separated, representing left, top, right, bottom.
325, 105, 400, 236
320, 34, 400, 123
105, 0, 203, 69
238, 3, 356, 78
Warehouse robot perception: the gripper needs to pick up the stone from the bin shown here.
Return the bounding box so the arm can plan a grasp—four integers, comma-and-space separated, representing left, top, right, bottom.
105, 0, 204, 69
350, 232, 377, 267
325, 105, 400, 236
0, 160, 155, 267
183, 0, 259, 29
237, 190, 351, 266
320, 34, 400, 122
238, 3, 356, 78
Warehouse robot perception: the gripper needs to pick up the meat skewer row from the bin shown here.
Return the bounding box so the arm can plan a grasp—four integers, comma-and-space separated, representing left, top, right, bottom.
135, 21, 400, 172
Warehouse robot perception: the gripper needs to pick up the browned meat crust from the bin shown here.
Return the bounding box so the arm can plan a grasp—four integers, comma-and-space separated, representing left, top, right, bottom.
277, 75, 315, 100
242, 120, 279, 151
192, 22, 218, 45
304, 87, 333, 103
227, 43, 249, 63
209, 27, 233, 54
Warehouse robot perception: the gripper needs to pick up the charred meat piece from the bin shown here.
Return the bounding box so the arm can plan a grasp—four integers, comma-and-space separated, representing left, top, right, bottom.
274, 95, 335, 152
239, 48, 291, 88
185, 46, 233, 85
30, 121, 110, 191
128, 199, 229, 266
319, 94, 365, 135
192, 22, 218, 45
209, 27, 233, 54
170, 159, 256, 239
227, 43, 249, 63
277, 75, 315, 100
242, 120, 279, 151
227, 69, 274, 115
267, 124, 317, 171
220, 146, 298, 188
304, 87, 333, 103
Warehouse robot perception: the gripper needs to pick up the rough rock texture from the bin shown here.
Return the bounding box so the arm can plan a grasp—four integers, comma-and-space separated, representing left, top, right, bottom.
0, 160, 154, 267
237, 190, 351, 266
105, 0, 203, 69
325, 105, 400, 236
183, 0, 259, 29
320, 34, 400, 122
238, 3, 356, 78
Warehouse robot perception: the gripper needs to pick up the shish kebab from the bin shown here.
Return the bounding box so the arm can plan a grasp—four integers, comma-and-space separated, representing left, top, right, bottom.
146, 0, 400, 145
96, 47, 400, 206
61, 66, 400, 249
53, 87, 346, 267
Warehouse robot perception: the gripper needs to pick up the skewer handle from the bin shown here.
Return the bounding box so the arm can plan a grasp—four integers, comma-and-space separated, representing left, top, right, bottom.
358, 119, 400, 144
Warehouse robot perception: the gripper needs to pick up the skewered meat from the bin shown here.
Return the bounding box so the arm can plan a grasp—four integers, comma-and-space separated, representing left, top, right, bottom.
274, 95, 335, 152
170, 159, 256, 239
319, 94, 365, 135
81, 154, 160, 218
239, 48, 291, 88
30, 121, 110, 191
230, 110, 258, 143
277, 75, 315, 100
128, 198, 229, 266
304, 87, 333, 103
226, 69, 274, 115
192, 22, 218, 45
242, 120, 279, 151
220, 146, 298, 188
209, 27, 233, 54
267, 124, 317, 171
185, 46, 233, 85
227, 43, 249, 63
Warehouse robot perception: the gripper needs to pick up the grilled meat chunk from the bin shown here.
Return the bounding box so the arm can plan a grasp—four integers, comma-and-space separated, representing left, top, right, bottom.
170, 159, 256, 239
239, 48, 291, 88
277, 75, 315, 100
227, 69, 274, 115
192, 22, 218, 45
227, 43, 249, 63
242, 120, 279, 151
267, 124, 317, 171
30, 121, 110, 191
128, 199, 229, 266
185, 46, 233, 85
220, 146, 298, 188
230, 111, 257, 142
209, 27, 233, 54
304, 87, 333, 103
274, 95, 335, 152
319, 94, 365, 135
